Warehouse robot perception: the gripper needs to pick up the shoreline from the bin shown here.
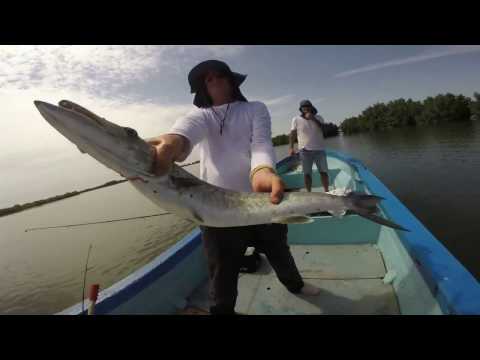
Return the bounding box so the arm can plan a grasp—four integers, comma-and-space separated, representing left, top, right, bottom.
0, 179, 127, 218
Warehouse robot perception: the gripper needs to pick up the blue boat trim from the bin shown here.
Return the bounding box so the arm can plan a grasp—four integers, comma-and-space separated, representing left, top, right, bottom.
324, 149, 480, 315
77, 228, 202, 314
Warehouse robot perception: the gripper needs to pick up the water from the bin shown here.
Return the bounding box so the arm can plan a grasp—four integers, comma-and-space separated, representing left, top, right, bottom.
1, 123, 479, 313
0, 180, 196, 314
278, 121, 480, 282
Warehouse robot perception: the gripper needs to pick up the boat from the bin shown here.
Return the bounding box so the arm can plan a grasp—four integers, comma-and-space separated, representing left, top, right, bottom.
58, 149, 480, 315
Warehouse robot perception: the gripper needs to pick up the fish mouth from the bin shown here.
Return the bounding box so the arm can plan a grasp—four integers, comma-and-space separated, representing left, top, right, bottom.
35, 100, 140, 141
34, 101, 62, 126
34, 100, 55, 111
34, 99, 154, 178
34, 100, 105, 131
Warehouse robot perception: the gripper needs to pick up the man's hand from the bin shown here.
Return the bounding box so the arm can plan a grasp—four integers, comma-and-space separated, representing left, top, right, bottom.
147, 134, 188, 176
305, 112, 324, 130
251, 168, 285, 204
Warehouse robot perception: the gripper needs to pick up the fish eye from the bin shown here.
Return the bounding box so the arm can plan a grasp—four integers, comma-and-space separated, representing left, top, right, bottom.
124, 127, 138, 138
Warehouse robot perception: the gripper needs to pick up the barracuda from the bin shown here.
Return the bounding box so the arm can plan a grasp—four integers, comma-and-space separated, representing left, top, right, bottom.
34, 100, 407, 231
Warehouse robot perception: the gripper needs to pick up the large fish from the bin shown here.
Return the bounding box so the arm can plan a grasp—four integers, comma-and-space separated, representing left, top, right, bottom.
34, 100, 407, 231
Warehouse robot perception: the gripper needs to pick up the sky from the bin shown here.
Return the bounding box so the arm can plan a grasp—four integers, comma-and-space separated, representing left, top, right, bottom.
2, 45, 480, 207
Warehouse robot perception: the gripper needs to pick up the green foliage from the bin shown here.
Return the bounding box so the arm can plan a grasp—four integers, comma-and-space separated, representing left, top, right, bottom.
471, 92, 480, 120
340, 93, 473, 135
272, 134, 290, 146
322, 123, 340, 138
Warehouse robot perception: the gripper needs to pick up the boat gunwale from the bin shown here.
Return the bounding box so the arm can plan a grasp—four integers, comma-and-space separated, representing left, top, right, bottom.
57, 228, 202, 315
322, 149, 480, 315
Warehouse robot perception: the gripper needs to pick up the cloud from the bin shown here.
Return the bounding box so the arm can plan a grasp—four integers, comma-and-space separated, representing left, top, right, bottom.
0, 45, 250, 206
1, 86, 191, 157
0, 45, 247, 100
262, 94, 325, 108
334, 45, 480, 78
1, 45, 249, 154
263, 94, 296, 107
308, 97, 326, 105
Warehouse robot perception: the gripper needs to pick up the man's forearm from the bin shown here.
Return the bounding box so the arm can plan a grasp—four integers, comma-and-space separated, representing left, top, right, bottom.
289, 131, 297, 149
147, 134, 189, 162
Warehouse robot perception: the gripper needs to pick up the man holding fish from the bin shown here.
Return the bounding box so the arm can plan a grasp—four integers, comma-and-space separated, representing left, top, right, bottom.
34, 60, 407, 315
148, 60, 321, 315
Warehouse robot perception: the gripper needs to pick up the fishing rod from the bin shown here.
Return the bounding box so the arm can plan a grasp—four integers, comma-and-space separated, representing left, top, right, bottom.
77, 160, 200, 188
81, 244, 93, 314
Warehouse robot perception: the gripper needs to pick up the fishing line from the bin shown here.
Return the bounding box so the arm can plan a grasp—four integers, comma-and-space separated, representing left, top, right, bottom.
23, 161, 200, 232
25, 212, 172, 232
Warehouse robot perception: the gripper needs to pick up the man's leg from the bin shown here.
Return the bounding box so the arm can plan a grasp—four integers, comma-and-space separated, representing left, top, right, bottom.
254, 224, 321, 296
315, 151, 330, 192
200, 226, 249, 314
304, 174, 312, 192
320, 172, 329, 192
254, 224, 304, 293
300, 151, 314, 192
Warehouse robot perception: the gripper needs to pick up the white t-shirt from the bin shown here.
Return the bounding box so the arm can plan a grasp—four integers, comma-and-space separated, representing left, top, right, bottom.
168, 101, 276, 192
291, 114, 326, 151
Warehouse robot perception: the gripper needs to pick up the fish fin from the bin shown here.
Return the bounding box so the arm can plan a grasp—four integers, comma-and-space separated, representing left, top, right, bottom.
308, 210, 357, 217
284, 187, 302, 193
347, 191, 385, 203
272, 215, 315, 224
327, 209, 347, 218
189, 210, 203, 224
343, 192, 408, 231
352, 210, 410, 232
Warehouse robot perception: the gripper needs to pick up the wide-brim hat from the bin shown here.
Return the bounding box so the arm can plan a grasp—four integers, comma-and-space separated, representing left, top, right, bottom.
188, 60, 248, 108
188, 60, 247, 93
299, 99, 318, 115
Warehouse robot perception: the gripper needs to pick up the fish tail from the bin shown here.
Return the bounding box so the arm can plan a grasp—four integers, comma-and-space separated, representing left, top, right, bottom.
345, 192, 409, 231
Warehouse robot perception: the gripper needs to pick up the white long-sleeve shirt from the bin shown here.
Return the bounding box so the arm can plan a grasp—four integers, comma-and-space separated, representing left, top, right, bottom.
168, 100, 277, 192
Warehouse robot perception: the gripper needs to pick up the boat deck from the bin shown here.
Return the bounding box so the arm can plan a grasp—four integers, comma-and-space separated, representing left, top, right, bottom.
182, 244, 400, 315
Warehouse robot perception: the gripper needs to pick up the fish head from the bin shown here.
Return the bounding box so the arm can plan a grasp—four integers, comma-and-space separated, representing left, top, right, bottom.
34, 100, 155, 178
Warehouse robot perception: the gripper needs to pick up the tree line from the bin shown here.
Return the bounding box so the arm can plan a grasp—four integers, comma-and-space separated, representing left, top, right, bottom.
0, 180, 126, 217
340, 92, 480, 135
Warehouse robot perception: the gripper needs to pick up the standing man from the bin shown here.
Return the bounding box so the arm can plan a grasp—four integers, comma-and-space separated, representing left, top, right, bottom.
289, 100, 330, 192
148, 60, 320, 315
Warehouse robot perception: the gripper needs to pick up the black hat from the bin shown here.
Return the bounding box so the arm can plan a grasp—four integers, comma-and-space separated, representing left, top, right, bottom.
188, 60, 248, 108
299, 99, 318, 115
